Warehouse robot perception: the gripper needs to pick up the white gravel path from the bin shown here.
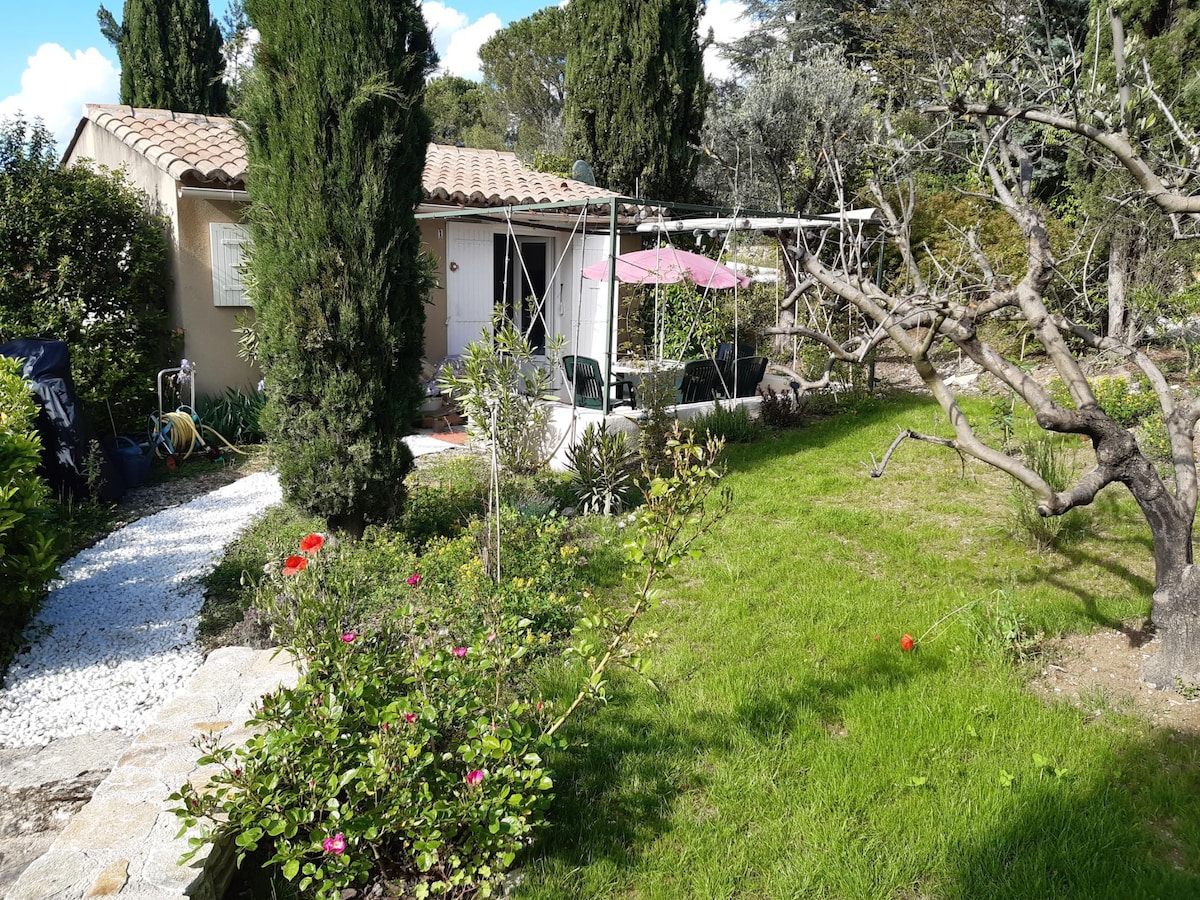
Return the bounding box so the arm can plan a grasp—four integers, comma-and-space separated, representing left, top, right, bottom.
0, 471, 284, 749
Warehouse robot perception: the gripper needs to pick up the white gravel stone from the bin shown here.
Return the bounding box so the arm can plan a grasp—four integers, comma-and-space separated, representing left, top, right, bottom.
0, 472, 283, 749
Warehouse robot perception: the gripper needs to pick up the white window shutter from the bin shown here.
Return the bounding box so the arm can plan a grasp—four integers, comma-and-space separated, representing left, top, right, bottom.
210, 222, 251, 307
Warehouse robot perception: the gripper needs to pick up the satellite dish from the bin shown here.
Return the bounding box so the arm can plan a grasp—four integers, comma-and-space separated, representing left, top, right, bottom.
571, 160, 597, 186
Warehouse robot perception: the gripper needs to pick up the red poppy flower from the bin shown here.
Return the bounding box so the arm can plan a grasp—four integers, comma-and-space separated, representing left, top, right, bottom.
900, 634, 915, 652
283, 555, 308, 576
300, 533, 325, 554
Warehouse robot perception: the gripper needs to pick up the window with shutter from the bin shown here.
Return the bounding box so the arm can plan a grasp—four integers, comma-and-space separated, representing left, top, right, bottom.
210, 222, 251, 307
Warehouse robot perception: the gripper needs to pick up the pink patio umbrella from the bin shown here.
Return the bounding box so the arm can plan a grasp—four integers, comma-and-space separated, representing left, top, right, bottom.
582, 247, 751, 289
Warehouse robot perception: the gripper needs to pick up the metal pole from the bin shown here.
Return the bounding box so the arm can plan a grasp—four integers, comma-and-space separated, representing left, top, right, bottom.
603, 196, 618, 416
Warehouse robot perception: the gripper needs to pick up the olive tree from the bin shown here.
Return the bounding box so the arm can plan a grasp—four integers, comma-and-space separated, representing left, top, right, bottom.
775, 10, 1200, 687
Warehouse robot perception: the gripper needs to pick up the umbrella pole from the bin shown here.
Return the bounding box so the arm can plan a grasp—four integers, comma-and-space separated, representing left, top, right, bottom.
603, 197, 618, 417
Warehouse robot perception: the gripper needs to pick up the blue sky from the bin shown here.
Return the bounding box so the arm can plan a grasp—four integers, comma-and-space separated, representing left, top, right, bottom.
1, 0, 749, 150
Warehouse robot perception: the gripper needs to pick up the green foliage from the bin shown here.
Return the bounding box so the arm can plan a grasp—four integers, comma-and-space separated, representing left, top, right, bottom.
98, 0, 228, 114
0, 358, 58, 666
971, 599, 1042, 663
174, 595, 556, 899
478, 6, 567, 157
551, 424, 730, 733
564, 0, 707, 200
690, 401, 767, 444
1009, 435, 1088, 550
439, 320, 559, 474
424, 74, 506, 149
399, 453, 490, 549
197, 386, 265, 445
638, 281, 726, 360
565, 422, 639, 515
0, 117, 173, 432
418, 510, 587, 640
699, 47, 877, 213
634, 364, 678, 477
241, 0, 437, 534
1046, 374, 1160, 426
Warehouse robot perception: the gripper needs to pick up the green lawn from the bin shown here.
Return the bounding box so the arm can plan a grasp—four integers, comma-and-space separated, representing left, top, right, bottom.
518, 394, 1200, 899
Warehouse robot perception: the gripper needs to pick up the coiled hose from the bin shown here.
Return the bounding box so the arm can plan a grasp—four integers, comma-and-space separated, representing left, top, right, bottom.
150, 407, 245, 466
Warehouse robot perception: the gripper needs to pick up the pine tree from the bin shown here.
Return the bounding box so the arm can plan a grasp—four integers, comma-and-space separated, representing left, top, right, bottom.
240, 0, 436, 535
564, 0, 707, 201
98, 0, 228, 114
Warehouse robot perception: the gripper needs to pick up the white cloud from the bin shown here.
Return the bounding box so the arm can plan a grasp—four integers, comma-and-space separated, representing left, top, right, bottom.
0, 44, 119, 150
441, 13, 501, 79
700, 0, 752, 81
421, 2, 469, 49
421, 2, 500, 80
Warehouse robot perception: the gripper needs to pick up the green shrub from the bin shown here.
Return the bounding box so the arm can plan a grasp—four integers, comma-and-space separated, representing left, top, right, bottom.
174, 592, 556, 900
400, 453, 490, 548
440, 319, 560, 474
0, 357, 58, 665
634, 364, 678, 476
419, 510, 586, 640
1046, 374, 1159, 427
565, 422, 639, 515
691, 401, 767, 444
197, 387, 266, 445
0, 117, 173, 431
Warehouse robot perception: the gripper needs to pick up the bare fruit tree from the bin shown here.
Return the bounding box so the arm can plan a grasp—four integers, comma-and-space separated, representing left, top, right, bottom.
775, 13, 1200, 687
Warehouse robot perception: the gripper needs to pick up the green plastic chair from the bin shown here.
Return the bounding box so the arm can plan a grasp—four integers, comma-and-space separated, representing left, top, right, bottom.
562, 356, 636, 410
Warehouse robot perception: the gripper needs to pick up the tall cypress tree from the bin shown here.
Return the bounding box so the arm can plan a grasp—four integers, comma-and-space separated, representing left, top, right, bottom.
564, 0, 707, 201
240, 0, 436, 535
98, 0, 228, 114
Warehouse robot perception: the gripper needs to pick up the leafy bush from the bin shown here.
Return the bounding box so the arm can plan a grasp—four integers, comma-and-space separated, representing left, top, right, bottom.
175, 585, 555, 899
178, 424, 730, 898
440, 319, 559, 474
400, 453, 490, 548
691, 401, 767, 443
565, 422, 638, 515
759, 385, 804, 430
0, 117, 173, 431
197, 386, 266, 445
419, 510, 586, 639
1047, 374, 1160, 427
634, 364, 678, 477
0, 357, 58, 665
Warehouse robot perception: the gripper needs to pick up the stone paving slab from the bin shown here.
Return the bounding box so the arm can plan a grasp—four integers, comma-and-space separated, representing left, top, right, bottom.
7, 647, 298, 900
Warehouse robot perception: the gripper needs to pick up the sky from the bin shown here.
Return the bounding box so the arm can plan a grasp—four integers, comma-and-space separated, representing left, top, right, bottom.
0, 0, 751, 151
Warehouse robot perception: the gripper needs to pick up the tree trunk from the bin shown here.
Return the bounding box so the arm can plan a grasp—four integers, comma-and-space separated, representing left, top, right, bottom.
1145, 566, 1200, 689
1127, 460, 1200, 687
1107, 235, 1129, 341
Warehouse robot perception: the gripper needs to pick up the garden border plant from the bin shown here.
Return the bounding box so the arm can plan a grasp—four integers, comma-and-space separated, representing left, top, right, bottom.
172, 424, 729, 899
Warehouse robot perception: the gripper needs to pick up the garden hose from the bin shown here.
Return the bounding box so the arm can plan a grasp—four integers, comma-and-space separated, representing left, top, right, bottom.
201, 424, 246, 456
151, 408, 247, 467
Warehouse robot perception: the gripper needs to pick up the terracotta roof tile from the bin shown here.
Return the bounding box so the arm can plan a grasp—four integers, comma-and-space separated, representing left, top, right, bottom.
74, 105, 616, 207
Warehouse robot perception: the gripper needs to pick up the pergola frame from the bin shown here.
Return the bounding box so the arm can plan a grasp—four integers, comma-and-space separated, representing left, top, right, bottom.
415, 195, 878, 414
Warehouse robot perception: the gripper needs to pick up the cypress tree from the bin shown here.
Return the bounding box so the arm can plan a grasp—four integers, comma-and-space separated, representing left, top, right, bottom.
240, 0, 436, 535
564, 0, 707, 201
98, 0, 228, 114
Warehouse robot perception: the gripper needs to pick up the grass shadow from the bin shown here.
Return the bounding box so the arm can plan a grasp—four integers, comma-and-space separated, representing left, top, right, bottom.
948, 727, 1200, 898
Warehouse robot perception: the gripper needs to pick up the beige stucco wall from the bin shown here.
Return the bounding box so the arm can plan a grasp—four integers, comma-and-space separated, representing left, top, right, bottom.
175, 195, 259, 397
420, 219, 448, 364
66, 124, 258, 399
67, 124, 178, 214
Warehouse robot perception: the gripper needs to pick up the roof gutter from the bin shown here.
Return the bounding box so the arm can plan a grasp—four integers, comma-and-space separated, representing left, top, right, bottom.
178, 186, 250, 202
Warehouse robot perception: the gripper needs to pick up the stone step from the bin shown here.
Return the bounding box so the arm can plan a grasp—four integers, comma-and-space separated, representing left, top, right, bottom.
6, 647, 297, 900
